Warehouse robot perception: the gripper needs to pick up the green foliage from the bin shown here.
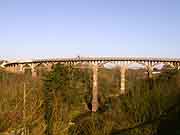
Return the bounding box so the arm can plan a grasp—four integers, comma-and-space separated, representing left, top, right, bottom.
68, 113, 112, 135
1, 67, 180, 135
112, 69, 180, 135
43, 64, 92, 135
0, 70, 45, 134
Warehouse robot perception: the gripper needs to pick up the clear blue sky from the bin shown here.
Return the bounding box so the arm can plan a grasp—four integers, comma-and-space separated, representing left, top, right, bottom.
0, 0, 180, 59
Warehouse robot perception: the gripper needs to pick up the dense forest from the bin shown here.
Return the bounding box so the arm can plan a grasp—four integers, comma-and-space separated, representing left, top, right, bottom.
0, 64, 180, 135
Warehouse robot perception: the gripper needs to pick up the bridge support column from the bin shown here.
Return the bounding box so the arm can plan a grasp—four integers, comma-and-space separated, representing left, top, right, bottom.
92, 64, 98, 112
9, 66, 14, 73
147, 65, 153, 79
19, 64, 24, 73
8, 66, 12, 72
47, 63, 53, 71
5, 66, 10, 72
10, 65, 17, 73
31, 64, 37, 77
146, 64, 154, 89
120, 64, 127, 94
14, 65, 19, 73
178, 65, 180, 70
12, 65, 16, 73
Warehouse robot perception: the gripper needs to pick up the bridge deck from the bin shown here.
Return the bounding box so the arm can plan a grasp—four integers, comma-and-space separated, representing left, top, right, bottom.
3, 57, 180, 66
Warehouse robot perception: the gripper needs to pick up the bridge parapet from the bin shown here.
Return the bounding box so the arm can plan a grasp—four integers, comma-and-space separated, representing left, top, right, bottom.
4, 57, 180, 66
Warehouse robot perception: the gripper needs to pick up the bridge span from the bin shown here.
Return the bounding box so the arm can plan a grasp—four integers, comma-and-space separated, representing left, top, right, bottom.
2, 56, 180, 112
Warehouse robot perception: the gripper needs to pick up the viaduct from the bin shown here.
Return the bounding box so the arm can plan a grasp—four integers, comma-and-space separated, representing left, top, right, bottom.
1, 57, 180, 112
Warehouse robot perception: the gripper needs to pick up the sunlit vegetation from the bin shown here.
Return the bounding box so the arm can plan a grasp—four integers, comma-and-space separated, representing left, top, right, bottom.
0, 64, 180, 135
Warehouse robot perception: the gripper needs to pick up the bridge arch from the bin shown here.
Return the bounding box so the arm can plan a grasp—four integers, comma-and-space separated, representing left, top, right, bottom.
126, 61, 148, 69
99, 61, 152, 70
152, 62, 176, 70
22, 64, 32, 75
34, 63, 48, 76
